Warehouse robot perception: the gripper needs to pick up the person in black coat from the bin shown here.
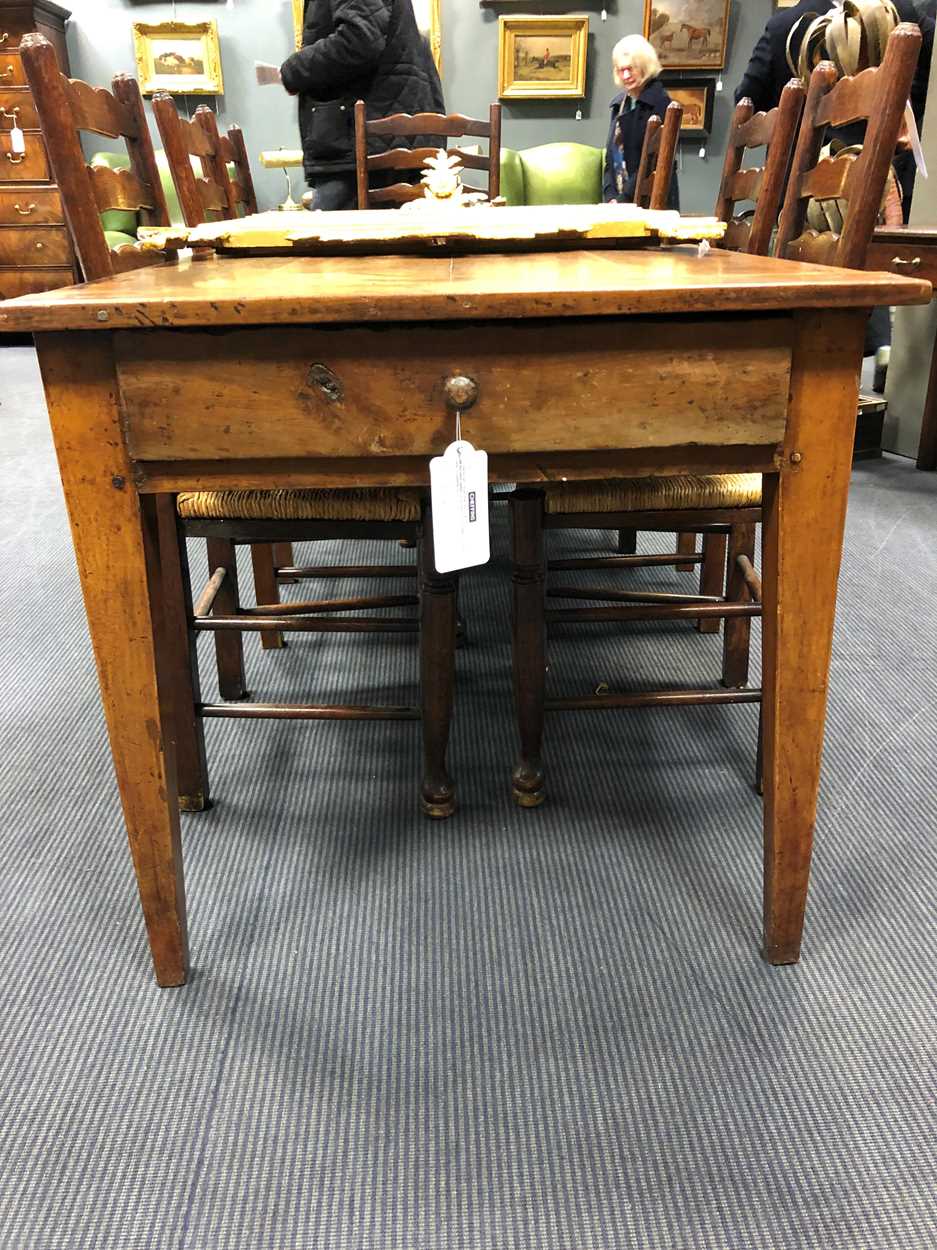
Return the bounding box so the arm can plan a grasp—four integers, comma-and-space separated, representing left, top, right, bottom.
734, 0, 933, 218
280, 0, 444, 210
603, 34, 679, 209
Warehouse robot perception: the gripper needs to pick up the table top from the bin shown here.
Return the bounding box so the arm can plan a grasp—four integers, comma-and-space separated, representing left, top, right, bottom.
872, 223, 937, 245
0, 246, 929, 333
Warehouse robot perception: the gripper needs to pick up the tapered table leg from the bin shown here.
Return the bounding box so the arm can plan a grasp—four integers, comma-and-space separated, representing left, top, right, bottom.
760, 310, 866, 965
36, 333, 188, 987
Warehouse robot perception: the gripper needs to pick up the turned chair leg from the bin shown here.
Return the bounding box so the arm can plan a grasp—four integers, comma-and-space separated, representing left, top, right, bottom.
250, 544, 286, 651
617, 527, 637, 554
676, 531, 696, 572
155, 497, 210, 811
511, 490, 546, 808
698, 532, 728, 634
722, 523, 756, 687
205, 537, 247, 701
419, 507, 457, 819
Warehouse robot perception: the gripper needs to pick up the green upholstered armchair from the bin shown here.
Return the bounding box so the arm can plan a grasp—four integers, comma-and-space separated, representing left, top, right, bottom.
499, 142, 604, 207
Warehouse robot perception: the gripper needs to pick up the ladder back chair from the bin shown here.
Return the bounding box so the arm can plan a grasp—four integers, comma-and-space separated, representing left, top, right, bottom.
152, 95, 242, 224
633, 100, 683, 211
355, 102, 502, 208
19, 33, 170, 280
510, 27, 920, 811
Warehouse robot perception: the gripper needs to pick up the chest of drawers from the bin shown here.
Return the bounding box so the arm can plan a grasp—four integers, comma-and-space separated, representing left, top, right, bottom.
0, 2, 76, 302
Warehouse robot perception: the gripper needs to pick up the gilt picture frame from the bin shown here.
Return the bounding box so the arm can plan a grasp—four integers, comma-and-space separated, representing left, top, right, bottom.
132, 21, 224, 96
498, 16, 588, 100
643, 1, 730, 72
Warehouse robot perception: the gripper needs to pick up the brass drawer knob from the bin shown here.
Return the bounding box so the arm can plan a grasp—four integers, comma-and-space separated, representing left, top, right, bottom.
444, 374, 479, 410
34, 240, 44, 250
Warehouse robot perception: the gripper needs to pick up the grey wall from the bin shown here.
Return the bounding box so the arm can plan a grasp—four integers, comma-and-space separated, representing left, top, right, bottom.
64, 0, 776, 215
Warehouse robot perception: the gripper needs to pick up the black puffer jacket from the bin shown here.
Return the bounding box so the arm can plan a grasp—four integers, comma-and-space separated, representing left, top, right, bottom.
280, 0, 445, 180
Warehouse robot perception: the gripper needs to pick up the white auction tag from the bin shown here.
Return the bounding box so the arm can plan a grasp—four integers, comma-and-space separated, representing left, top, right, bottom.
10, 125, 25, 155
905, 102, 927, 180
429, 439, 490, 574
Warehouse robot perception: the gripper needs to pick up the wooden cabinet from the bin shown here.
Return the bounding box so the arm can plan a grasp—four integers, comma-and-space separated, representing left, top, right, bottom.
0, 2, 76, 303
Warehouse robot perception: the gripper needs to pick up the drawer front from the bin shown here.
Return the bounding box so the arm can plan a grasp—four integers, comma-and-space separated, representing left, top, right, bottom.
116, 319, 794, 462
0, 52, 26, 87
0, 88, 39, 130
865, 240, 937, 288
0, 265, 72, 299
0, 186, 63, 224
0, 131, 48, 181
0, 224, 71, 266
0, 21, 34, 50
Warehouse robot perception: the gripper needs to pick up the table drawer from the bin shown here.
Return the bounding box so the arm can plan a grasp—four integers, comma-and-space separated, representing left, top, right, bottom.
0, 265, 72, 299
0, 186, 62, 224
0, 89, 39, 131
0, 22, 34, 50
0, 130, 47, 181
116, 319, 793, 462
865, 240, 937, 288
0, 224, 71, 265
0, 51, 26, 87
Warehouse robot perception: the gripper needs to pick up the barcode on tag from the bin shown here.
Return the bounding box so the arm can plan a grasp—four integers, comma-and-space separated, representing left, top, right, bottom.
429, 440, 490, 574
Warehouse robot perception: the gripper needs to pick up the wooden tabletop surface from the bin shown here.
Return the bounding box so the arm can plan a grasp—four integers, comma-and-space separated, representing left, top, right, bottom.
0, 247, 929, 332
872, 223, 937, 244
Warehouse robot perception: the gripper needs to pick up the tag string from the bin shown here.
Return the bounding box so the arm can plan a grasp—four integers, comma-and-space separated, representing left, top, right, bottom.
455, 409, 462, 442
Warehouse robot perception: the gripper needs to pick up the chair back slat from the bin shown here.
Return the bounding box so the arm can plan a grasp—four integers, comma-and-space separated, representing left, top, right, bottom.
197, 177, 228, 216
713, 79, 805, 257
799, 155, 853, 202
355, 101, 501, 208
634, 102, 682, 211
365, 111, 493, 139
368, 182, 430, 207
20, 33, 169, 281
776, 22, 921, 270
222, 124, 259, 215
90, 164, 156, 214
63, 77, 139, 139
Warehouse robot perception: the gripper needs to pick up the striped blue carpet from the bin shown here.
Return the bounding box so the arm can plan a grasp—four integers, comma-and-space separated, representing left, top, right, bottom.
1, 344, 935, 1249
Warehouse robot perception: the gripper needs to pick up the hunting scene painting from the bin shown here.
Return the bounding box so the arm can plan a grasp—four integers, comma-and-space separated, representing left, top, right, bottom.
498, 17, 588, 99
643, 1, 730, 71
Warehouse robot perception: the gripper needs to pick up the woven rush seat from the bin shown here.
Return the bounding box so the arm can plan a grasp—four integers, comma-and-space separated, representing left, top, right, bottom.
543, 473, 763, 516
177, 488, 423, 523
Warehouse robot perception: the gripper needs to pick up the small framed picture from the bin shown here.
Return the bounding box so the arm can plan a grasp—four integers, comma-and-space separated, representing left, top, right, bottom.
132, 21, 224, 96
498, 16, 588, 100
665, 78, 715, 139
644, 1, 730, 72
773, 1, 801, 8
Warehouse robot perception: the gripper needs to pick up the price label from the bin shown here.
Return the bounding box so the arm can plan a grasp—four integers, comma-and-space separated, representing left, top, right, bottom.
429, 440, 490, 574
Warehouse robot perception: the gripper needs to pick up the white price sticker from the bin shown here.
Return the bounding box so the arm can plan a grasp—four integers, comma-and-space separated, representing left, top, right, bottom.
429, 439, 490, 574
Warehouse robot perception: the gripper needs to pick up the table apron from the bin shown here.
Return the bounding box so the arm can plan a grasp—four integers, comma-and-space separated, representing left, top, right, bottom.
114, 315, 794, 465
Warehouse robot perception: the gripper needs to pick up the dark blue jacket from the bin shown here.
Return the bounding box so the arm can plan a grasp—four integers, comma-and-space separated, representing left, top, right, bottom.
602, 77, 679, 209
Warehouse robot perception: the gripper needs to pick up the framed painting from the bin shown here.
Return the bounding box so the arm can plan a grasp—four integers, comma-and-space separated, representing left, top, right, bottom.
132, 21, 224, 95
498, 16, 588, 100
292, 0, 304, 50
665, 77, 715, 138
643, 1, 730, 72
773, 1, 800, 8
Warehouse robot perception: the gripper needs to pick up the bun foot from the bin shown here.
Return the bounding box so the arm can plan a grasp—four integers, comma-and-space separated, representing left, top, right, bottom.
512, 764, 544, 808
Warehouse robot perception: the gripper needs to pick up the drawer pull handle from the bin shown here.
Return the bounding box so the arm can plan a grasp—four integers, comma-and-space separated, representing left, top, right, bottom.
0, 33, 8, 47
14, 202, 37, 216
0, 65, 13, 81
444, 374, 479, 410
5, 150, 24, 164
892, 256, 921, 270
34, 241, 44, 250
0, 105, 18, 124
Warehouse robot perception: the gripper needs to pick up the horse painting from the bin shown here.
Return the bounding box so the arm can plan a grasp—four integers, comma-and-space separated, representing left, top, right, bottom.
644, 2, 729, 69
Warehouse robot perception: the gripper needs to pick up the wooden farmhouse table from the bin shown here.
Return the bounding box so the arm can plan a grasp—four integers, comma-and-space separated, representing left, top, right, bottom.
865, 224, 937, 468
0, 245, 929, 986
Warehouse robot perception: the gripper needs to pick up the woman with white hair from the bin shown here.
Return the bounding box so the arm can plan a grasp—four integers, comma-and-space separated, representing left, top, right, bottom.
603, 34, 679, 207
